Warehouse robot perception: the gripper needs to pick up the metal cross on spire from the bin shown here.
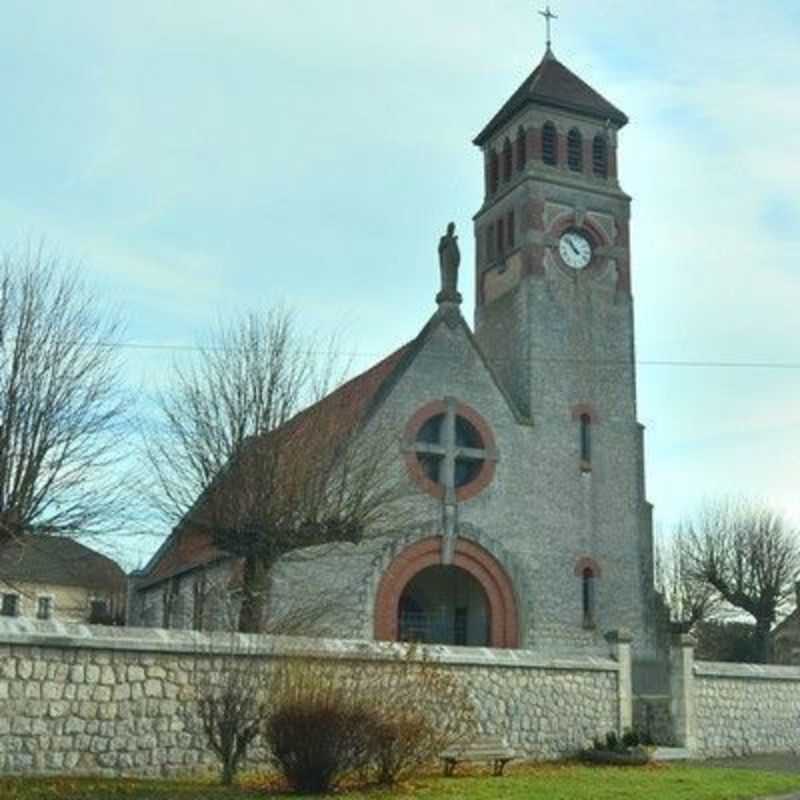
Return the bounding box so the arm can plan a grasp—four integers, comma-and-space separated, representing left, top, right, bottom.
538, 4, 558, 53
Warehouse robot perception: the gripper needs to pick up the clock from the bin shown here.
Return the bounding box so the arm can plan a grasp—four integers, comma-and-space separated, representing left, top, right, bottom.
558, 230, 593, 270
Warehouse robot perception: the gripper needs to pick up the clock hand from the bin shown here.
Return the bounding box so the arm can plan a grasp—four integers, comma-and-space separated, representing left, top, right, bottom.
568, 239, 581, 255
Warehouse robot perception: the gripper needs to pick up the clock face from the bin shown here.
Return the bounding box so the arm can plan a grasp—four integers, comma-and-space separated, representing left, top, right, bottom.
559, 231, 593, 269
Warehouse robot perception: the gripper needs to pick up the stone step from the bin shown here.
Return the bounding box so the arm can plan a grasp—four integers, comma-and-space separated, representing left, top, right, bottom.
651, 747, 691, 762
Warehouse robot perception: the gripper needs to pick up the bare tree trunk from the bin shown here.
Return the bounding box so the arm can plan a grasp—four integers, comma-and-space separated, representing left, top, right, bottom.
753, 617, 772, 664
238, 555, 271, 633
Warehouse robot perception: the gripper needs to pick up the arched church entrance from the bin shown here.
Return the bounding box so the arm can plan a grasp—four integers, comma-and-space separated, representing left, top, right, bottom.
398, 565, 489, 646
373, 536, 519, 648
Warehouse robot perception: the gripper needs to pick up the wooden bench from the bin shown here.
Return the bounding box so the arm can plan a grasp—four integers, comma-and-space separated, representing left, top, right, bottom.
440, 735, 518, 776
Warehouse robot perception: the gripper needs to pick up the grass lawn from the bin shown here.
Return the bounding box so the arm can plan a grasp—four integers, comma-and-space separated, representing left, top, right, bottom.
2, 763, 800, 800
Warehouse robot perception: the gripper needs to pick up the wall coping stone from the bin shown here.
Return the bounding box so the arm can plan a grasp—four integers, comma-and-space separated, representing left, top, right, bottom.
695, 660, 800, 682
0, 619, 618, 673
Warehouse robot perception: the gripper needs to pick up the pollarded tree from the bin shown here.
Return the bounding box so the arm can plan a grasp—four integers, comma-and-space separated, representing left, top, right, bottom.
655, 528, 720, 632
0, 243, 127, 541
146, 309, 411, 633
684, 498, 800, 663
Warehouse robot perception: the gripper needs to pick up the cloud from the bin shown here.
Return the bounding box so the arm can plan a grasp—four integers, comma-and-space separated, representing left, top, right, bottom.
1, 0, 798, 563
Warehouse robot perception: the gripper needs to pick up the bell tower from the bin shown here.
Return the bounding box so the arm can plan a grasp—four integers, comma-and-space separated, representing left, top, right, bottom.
472, 46, 663, 668
473, 47, 632, 423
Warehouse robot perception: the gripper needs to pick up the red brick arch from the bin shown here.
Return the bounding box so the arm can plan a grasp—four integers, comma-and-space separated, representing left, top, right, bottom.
373, 536, 519, 648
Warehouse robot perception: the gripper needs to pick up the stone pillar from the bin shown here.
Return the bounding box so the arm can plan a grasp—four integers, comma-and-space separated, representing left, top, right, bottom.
606, 629, 633, 733
670, 633, 696, 750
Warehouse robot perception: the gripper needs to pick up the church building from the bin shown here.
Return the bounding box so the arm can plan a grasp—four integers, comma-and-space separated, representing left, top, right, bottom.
131, 44, 667, 681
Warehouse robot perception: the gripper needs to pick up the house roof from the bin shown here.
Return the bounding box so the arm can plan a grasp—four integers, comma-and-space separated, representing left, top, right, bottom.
474, 50, 628, 147
0, 535, 127, 593
772, 607, 800, 639
139, 340, 416, 584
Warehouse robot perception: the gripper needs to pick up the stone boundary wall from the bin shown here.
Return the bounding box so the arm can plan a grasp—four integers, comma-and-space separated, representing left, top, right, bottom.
0, 620, 625, 778
692, 660, 800, 758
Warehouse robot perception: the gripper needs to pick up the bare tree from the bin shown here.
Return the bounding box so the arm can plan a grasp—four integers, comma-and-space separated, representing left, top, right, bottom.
655, 528, 719, 631
683, 498, 800, 663
0, 242, 127, 542
196, 647, 270, 785
146, 309, 410, 633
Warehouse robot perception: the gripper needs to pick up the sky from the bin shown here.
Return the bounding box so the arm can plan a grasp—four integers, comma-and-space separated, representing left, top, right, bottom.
2, 1, 799, 569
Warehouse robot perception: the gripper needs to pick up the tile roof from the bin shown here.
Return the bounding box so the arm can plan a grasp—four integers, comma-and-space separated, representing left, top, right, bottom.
142, 341, 415, 584
474, 50, 628, 146
0, 535, 126, 592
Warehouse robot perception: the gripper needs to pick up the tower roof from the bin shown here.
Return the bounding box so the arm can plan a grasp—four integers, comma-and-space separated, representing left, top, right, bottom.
473, 51, 628, 146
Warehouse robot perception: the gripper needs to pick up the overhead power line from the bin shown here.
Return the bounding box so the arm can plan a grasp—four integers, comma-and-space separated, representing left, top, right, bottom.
4, 336, 800, 370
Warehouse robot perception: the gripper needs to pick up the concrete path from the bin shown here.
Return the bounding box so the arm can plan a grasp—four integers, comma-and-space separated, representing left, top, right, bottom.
701, 753, 800, 774
699, 754, 800, 800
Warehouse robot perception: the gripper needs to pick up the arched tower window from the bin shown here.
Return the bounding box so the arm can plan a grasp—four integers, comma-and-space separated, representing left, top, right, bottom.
542, 122, 558, 166
582, 567, 596, 628
580, 413, 592, 463
507, 210, 515, 249
489, 150, 499, 195
592, 134, 609, 178
502, 138, 513, 182
496, 217, 504, 255
567, 128, 583, 172
516, 127, 527, 172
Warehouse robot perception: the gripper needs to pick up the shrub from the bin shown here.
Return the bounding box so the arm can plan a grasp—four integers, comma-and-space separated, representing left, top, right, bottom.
263, 648, 476, 791
360, 646, 476, 785
621, 729, 641, 749
264, 661, 377, 794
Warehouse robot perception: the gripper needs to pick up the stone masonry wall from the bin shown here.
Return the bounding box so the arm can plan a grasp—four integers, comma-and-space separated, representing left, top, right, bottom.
693, 661, 800, 757
0, 620, 622, 777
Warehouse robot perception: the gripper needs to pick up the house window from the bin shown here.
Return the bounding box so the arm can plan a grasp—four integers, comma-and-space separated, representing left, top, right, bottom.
582, 567, 596, 628
580, 413, 592, 463
593, 134, 609, 178
516, 127, 527, 172
1, 593, 19, 617
567, 128, 583, 172
193, 575, 206, 631
37, 596, 53, 620
89, 598, 110, 625
489, 150, 499, 195
502, 138, 512, 182
542, 122, 558, 166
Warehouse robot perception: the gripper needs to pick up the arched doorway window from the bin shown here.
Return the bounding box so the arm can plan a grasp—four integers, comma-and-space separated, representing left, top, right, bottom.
398, 565, 490, 646
374, 537, 519, 648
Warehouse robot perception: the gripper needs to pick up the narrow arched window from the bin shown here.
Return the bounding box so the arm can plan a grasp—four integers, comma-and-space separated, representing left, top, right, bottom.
487, 223, 495, 261
580, 413, 591, 463
516, 127, 527, 172
507, 210, 515, 249
592, 134, 608, 178
582, 567, 596, 628
490, 151, 499, 195
502, 138, 513, 182
497, 217, 504, 255
542, 122, 557, 166
567, 128, 583, 172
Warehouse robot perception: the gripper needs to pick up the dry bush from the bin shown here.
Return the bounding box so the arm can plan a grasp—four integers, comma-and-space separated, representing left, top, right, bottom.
264, 660, 376, 794
263, 648, 476, 792
357, 644, 476, 785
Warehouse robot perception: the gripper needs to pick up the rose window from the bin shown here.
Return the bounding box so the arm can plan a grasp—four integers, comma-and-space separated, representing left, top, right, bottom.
405, 400, 497, 501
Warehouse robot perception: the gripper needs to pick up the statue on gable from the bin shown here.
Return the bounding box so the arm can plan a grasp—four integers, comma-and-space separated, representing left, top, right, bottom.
437, 222, 462, 305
